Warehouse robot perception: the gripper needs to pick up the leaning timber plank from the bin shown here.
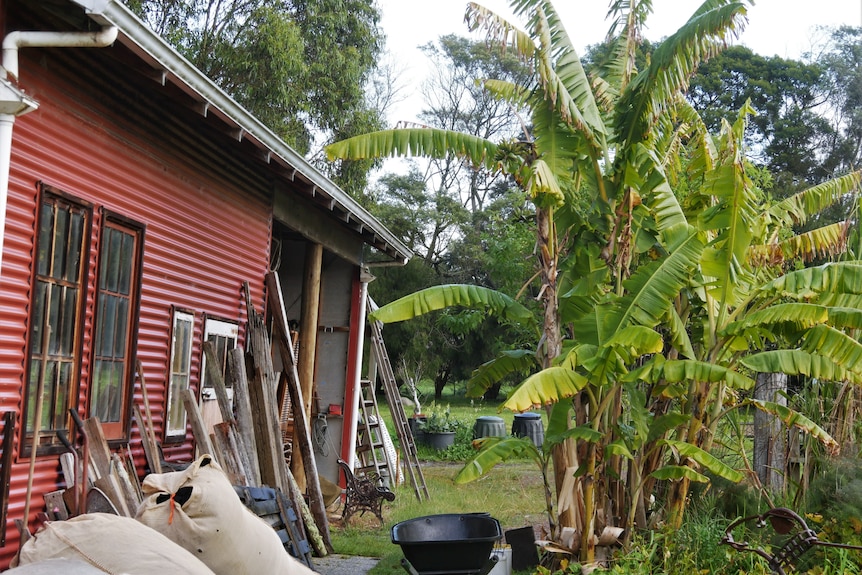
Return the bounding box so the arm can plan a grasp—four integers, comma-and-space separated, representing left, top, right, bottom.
125, 445, 143, 502
229, 348, 261, 486
81, 418, 131, 516
265, 272, 332, 552
213, 422, 248, 486
203, 342, 234, 424
226, 421, 254, 488
1, 412, 16, 546
285, 466, 326, 558
181, 389, 215, 457
133, 405, 160, 476
245, 315, 286, 492
136, 360, 162, 474
112, 453, 141, 512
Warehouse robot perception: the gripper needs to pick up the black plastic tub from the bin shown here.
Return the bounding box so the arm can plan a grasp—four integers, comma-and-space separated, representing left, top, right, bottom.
391, 513, 502, 574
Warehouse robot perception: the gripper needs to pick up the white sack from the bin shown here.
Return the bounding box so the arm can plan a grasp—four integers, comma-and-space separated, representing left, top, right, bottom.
136, 454, 315, 575
13, 513, 215, 575
6, 558, 107, 574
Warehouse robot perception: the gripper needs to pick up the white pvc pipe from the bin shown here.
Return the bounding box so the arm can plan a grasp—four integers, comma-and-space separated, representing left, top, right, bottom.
3, 27, 119, 82
0, 25, 118, 280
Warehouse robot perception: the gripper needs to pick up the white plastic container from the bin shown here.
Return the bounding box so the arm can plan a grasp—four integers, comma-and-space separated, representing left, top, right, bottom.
489, 546, 512, 575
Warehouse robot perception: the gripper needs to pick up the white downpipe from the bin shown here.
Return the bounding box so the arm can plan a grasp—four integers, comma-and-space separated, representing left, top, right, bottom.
0, 25, 118, 280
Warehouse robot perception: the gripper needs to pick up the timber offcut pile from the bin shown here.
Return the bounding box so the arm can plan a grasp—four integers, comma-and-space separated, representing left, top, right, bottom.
13, 273, 329, 574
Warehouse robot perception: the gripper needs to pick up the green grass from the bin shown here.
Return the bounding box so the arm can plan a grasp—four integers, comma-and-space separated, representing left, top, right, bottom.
332, 382, 547, 574
331, 460, 546, 574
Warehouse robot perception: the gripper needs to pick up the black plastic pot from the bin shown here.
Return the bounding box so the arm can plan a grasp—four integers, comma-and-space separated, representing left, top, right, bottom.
391, 513, 502, 574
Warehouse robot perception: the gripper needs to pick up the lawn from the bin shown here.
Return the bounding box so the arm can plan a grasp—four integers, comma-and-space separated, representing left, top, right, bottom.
330, 382, 548, 574
330, 461, 547, 574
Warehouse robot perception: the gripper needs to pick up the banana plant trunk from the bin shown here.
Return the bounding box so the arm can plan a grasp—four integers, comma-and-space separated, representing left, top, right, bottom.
536, 204, 581, 537
667, 380, 711, 528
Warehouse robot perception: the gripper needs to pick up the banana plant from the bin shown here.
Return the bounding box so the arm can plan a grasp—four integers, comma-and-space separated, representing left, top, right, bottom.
327, 0, 862, 563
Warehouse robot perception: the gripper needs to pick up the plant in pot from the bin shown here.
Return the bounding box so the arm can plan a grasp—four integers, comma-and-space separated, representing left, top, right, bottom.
421, 407, 461, 450
398, 359, 427, 440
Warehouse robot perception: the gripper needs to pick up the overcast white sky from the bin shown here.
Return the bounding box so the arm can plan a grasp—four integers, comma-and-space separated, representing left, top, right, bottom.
378, 0, 862, 126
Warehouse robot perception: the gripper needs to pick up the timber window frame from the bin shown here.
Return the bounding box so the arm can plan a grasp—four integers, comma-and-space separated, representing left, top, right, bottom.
89, 212, 144, 441
24, 187, 91, 455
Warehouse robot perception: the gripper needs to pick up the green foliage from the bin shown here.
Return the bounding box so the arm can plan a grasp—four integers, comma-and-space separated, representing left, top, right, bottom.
806, 458, 862, 542
127, 0, 384, 161
331, 0, 862, 563
420, 407, 462, 433
368, 284, 534, 326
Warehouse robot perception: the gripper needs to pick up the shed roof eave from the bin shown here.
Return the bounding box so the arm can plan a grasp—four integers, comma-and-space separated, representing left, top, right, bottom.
67, 0, 412, 265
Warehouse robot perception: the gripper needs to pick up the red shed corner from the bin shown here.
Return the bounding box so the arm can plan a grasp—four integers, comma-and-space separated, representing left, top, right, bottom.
0, 0, 411, 568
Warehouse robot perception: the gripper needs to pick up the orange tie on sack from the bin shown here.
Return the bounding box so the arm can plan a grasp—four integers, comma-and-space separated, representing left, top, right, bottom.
168, 491, 176, 525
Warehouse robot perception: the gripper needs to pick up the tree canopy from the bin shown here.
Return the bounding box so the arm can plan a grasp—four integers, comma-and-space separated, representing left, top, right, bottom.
124, 0, 386, 195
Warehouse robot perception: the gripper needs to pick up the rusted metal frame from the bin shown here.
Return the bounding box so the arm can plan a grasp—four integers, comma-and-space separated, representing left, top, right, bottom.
0, 411, 16, 546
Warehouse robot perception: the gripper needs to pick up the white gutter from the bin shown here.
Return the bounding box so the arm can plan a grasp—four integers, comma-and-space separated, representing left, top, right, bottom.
0, 25, 118, 279
71, 0, 413, 264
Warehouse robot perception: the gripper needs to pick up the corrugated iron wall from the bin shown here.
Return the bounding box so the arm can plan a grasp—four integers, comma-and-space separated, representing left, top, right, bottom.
0, 36, 273, 564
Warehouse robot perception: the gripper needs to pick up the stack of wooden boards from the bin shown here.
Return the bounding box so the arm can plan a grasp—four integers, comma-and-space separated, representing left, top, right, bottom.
29, 272, 331, 566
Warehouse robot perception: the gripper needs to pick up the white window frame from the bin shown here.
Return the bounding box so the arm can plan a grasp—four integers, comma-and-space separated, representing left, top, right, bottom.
200, 318, 238, 401
166, 310, 194, 438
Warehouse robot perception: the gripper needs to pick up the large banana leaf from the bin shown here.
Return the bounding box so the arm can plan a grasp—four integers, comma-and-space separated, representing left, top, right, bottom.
745, 399, 839, 455
531, 100, 586, 199
503, 366, 589, 412
628, 358, 755, 390
750, 222, 850, 265
454, 436, 541, 484
660, 439, 744, 482
525, 158, 566, 206
532, 4, 606, 146
628, 144, 688, 232
800, 324, 862, 374
508, 0, 606, 138
603, 0, 654, 91
368, 284, 535, 325
765, 170, 861, 229
483, 79, 531, 110
698, 103, 760, 309
651, 465, 708, 483
761, 262, 862, 299
826, 307, 862, 330
324, 128, 499, 171
615, 1, 749, 150
741, 349, 862, 385
467, 349, 540, 398
601, 227, 704, 337
724, 303, 828, 334
647, 413, 691, 444
606, 325, 664, 355
664, 305, 696, 360
465, 3, 536, 60
824, 293, 862, 308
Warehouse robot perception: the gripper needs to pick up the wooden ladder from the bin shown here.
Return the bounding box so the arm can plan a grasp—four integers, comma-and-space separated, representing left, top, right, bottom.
355, 378, 394, 484
367, 303, 430, 501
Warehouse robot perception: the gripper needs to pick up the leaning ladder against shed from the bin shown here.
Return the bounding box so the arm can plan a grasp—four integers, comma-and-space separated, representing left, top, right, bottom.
367, 300, 429, 501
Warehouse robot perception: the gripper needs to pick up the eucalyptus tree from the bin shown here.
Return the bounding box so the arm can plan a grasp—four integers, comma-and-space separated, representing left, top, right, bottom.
125, 0, 385, 176
815, 26, 862, 180
418, 35, 532, 214
327, 0, 862, 563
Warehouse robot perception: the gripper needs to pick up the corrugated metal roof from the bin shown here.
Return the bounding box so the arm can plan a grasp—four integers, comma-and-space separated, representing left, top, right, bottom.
68, 0, 412, 266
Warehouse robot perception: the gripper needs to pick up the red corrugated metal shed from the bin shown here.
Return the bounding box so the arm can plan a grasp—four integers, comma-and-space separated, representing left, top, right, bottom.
0, 0, 411, 567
